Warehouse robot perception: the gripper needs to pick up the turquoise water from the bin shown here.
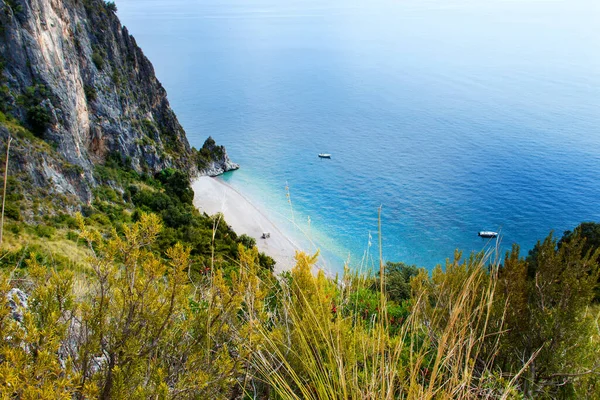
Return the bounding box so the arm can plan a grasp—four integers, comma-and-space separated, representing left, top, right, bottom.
117, 0, 600, 271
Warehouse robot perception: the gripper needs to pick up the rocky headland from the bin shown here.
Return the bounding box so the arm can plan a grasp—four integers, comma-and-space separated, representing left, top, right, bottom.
0, 0, 236, 213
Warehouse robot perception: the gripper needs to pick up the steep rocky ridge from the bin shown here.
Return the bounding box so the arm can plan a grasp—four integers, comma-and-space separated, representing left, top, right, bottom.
0, 0, 235, 207
197, 136, 239, 177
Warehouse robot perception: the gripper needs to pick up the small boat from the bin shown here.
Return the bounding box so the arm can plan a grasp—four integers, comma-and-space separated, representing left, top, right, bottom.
478, 231, 498, 239
318, 153, 331, 159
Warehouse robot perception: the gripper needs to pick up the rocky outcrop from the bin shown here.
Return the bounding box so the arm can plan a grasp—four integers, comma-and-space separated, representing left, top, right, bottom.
6, 288, 28, 323
202, 156, 239, 177
197, 136, 239, 177
0, 0, 204, 203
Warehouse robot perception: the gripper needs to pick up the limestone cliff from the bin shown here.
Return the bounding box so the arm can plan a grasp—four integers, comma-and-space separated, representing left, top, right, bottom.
197, 136, 239, 177
0, 0, 236, 207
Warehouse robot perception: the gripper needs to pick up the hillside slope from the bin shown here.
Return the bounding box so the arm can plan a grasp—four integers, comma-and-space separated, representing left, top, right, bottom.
0, 0, 235, 207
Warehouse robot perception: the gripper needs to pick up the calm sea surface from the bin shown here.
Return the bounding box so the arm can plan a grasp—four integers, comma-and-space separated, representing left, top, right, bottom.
117, 0, 600, 271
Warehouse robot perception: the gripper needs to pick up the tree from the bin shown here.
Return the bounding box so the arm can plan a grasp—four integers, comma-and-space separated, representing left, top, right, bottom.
382, 261, 421, 302
238, 233, 256, 249
559, 222, 600, 254
155, 168, 194, 205
529, 222, 600, 301
496, 232, 600, 397
105, 1, 117, 13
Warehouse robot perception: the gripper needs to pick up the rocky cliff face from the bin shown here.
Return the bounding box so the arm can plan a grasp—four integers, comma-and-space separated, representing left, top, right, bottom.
0, 0, 234, 206
197, 136, 239, 177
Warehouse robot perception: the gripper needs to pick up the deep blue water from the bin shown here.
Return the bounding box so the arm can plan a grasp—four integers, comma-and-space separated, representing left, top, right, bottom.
117, 0, 600, 271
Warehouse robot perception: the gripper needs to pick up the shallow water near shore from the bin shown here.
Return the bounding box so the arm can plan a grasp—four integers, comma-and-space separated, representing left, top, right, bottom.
118, 0, 600, 272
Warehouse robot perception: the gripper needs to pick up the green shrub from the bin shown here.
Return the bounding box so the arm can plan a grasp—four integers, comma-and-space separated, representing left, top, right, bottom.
155, 168, 194, 205
94, 185, 119, 203
383, 261, 421, 302
84, 84, 97, 102
238, 234, 256, 249
66, 230, 79, 242
34, 224, 56, 239
105, 1, 117, 13
51, 213, 79, 229
6, 223, 21, 235
89, 212, 111, 226
112, 69, 122, 86
3, 202, 21, 221
0, 85, 11, 113
18, 85, 53, 137
63, 162, 84, 175
141, 118, 156, 135
6, 0, 23, 14
494, 233, 600, 397
27, 105, 52, 136
258, 252, 275, 272
92, 51, 104, 70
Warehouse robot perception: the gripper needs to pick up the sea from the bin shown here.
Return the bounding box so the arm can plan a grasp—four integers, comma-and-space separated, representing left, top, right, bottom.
117, 0, 600, 272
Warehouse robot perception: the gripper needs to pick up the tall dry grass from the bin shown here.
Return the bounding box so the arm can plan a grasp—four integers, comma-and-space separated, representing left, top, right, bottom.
245, 244, 521, 399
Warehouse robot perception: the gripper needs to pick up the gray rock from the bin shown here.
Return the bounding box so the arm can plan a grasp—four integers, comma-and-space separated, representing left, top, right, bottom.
197, 136, 240, 177
90, 355, 108, 374
7, 288, 28, 323
0, 0, 200, 204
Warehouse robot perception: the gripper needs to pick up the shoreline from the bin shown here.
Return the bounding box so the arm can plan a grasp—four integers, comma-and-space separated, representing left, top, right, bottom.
192, 176, 301, 273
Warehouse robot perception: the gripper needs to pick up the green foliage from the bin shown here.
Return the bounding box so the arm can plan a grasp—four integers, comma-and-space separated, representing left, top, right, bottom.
559, 222, 600, 253
84, 83, 97, 102
92, 160, 275, 272
33, 224, 56, 239
105, 1, 117, 13
6, 223, 21, 235
383, 261, 421, 302
94, 152, 141, 186
0, 176, 24, 221
494, 232, 600, 398
17, 85, 52, 137
141, 118, 156, 135
111, 68, 122, 86
0, 258, 78, 397
3, 202, 21, 221
155, 168, 193, 204
62, 161, 84, 175
258, 252, 276, 272
194, 136, 226, 170
92, 51, 104, 70
5, 0, 23, 14
0, 85, 11, 114
560, 222, 600, 301
238, 233, 256, 249
1, 208, 599, 398
1, 215, 273, 398
0, 111, 39, 142
25, 105, 51, 136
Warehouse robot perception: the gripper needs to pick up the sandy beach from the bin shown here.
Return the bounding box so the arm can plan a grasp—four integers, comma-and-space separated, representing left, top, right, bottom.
192, 176, 299, 272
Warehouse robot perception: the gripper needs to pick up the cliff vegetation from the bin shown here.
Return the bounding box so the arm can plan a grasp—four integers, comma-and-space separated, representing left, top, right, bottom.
1, 188, 599, 398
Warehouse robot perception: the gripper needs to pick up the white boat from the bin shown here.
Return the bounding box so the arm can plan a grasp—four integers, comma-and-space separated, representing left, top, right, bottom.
478, 231, 498, 238
318, 153, 331, 159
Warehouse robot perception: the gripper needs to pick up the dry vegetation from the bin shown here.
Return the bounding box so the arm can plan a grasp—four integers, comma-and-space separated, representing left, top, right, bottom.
1, 209, 599, 399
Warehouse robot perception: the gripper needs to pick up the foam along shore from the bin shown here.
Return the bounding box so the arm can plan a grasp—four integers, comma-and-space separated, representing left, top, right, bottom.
192, 176, 298, 272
